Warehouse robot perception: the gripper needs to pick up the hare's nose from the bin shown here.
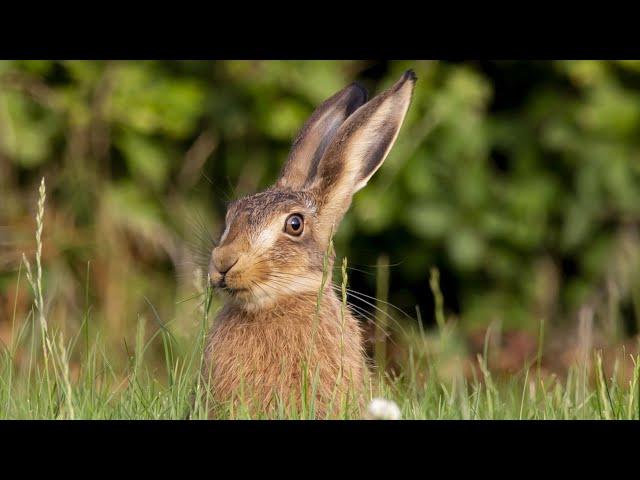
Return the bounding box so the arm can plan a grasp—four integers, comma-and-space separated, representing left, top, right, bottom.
211, 248, 239, 275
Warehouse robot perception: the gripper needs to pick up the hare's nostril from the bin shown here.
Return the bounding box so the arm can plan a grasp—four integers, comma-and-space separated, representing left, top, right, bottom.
211, 245, 241, 281
215, 256, 239, 276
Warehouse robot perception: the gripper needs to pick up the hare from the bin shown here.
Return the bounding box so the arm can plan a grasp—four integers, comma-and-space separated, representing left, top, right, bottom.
203, 70, 416, 418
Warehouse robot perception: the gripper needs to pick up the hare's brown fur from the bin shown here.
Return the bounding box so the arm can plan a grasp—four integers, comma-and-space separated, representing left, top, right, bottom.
204, 287, 367, 418
202, 70, 416, 418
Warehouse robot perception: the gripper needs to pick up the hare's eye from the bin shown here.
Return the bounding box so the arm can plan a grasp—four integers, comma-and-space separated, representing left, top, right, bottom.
284, 214, 304, 236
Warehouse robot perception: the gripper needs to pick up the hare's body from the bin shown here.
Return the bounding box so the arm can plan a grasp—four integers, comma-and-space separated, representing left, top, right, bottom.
204, 288, 366, 417
202, 70, 416, 418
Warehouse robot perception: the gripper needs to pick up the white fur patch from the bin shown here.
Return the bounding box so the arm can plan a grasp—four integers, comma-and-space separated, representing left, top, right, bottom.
219, 224, 231, 244
254, 218, 282, 250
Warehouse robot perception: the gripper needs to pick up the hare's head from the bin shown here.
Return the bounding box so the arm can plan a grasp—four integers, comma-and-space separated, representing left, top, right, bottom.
209, 70, 416, 308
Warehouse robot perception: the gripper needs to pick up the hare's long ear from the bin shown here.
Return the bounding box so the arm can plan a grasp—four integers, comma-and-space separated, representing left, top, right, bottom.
276, 82, 368, 190
310, 70, 416, 242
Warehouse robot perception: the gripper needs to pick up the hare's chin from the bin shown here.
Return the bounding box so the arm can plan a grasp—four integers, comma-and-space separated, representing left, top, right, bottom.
226, 289, 280, 312
220, 287, 249, 299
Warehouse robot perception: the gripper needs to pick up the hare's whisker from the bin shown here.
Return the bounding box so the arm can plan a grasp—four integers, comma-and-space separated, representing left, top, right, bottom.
262, 273, 409, 341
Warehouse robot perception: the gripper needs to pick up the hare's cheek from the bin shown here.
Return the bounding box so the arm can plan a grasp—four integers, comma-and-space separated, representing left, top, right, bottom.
244, 258, 275, 285
254, 226, 280, 252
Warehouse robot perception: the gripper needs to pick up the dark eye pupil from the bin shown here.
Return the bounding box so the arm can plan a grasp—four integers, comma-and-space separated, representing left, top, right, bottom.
285, 214, 303, 236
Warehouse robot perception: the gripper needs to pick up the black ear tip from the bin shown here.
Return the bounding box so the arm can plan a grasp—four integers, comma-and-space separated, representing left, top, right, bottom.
403, 69, 418, 83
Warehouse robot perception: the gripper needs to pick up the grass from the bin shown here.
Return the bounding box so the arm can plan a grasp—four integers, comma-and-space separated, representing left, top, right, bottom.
1, 178, 639, 420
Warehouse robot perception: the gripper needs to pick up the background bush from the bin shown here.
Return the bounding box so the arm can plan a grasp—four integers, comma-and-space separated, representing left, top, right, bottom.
1, 60, 640, 351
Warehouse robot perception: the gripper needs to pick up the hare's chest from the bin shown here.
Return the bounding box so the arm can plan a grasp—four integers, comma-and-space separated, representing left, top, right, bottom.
203, 303, 366, 416
205, 316, 312, 397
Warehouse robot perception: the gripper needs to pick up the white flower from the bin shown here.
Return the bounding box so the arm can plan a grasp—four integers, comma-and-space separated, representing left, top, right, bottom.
366, 397, 402, 420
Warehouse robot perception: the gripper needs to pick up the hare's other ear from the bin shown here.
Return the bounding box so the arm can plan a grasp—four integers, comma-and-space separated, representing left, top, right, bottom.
311, 70, 416, 241
276, 82, 368, 190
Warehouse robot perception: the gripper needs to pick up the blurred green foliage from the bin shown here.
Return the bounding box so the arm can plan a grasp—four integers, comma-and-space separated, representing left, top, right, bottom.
1, 60, 640, 341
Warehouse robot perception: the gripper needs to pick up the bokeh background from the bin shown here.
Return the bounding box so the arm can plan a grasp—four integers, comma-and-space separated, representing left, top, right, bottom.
1, 60, 640, 373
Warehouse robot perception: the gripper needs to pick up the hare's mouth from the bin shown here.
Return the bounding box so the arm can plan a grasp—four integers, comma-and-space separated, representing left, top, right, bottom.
221, 286, 249, 296
212, 275, 248, 296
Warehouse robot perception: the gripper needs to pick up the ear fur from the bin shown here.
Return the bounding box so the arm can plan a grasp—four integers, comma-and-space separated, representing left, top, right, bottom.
310, 70, 417, 240
276, 82, 368, 190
